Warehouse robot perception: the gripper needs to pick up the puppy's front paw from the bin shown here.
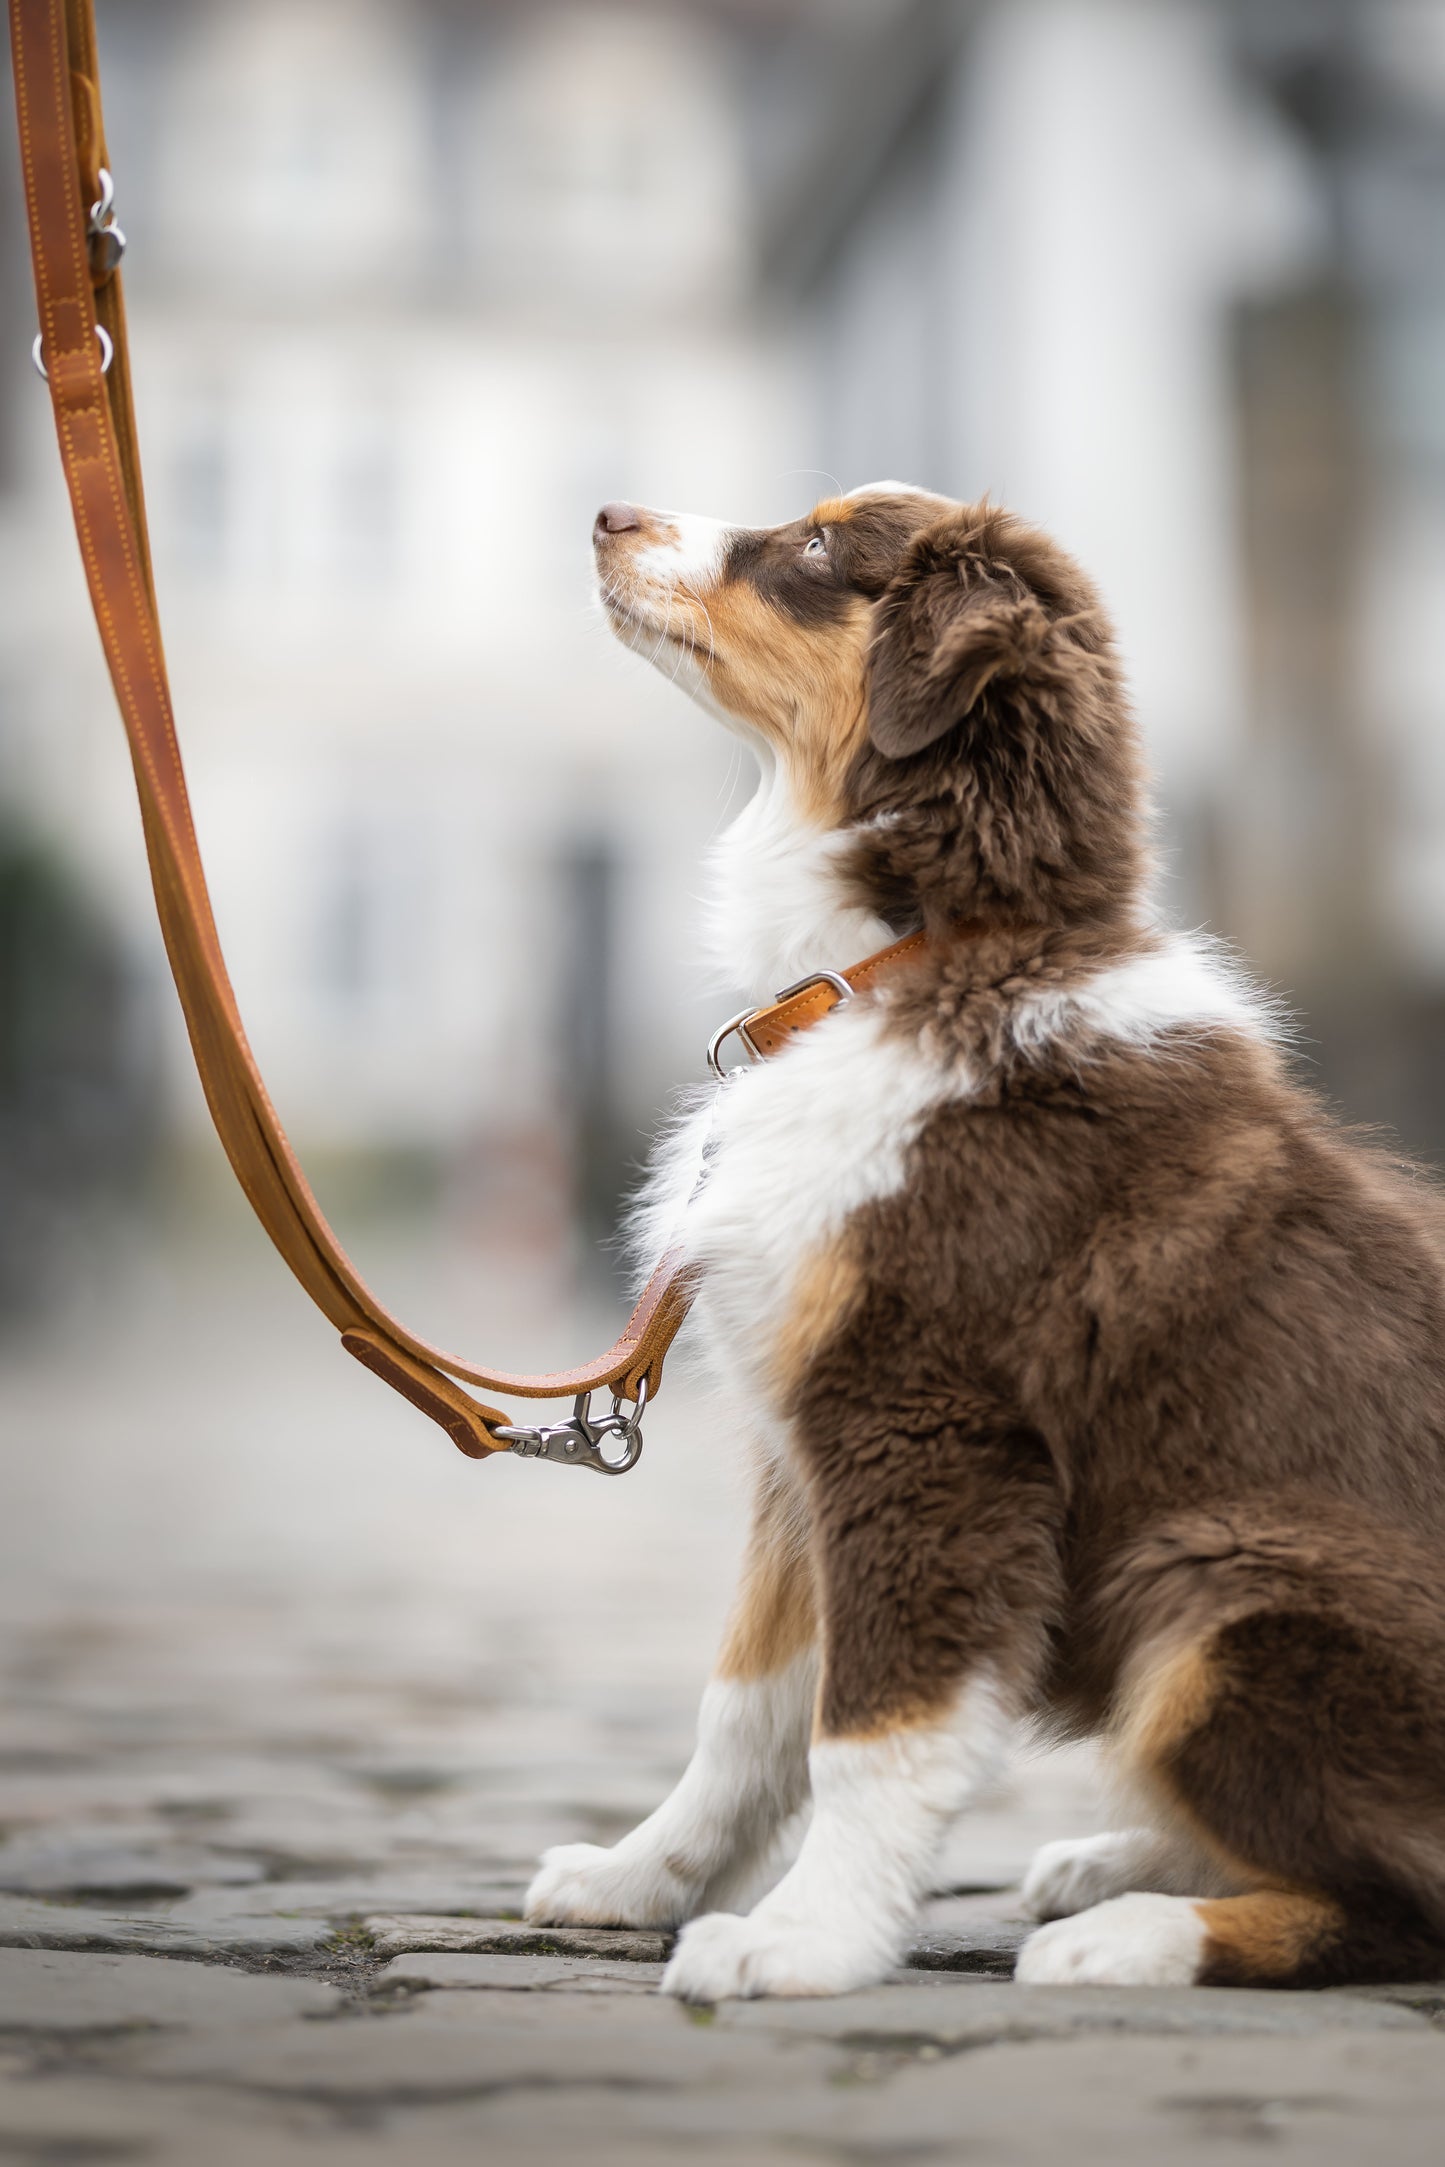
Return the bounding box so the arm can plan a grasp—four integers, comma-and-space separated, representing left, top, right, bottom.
661, 1909, 888, 2002
1021, 1829, 1155, 1921
525, 1841, 697, 1930
1015, 1893, 1206, 1986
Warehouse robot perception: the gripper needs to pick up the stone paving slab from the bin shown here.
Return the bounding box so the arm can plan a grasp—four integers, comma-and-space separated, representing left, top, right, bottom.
908, 1917, 1029, 1975
850, 2029, 1445, 2165
8, 2023, 1445, 2167
1348, 1980, 1445, 2019
442, 2028, 1445, 2167
0, 2077, 341, 2167
172, 1874, 528, 1925
0, 1838, 267, 1898
364, 1914, 669, 1963
0, 2071, 808, 2167
0, 1892, 336, 1965
379, 1950, 667, 1992
0, 1946, 342, 2028
717, 1974, 1436, 2043
123, 1987, 819, 2100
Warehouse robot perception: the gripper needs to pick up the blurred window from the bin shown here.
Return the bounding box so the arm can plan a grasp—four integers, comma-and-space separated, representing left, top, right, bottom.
154, 1, 431, 295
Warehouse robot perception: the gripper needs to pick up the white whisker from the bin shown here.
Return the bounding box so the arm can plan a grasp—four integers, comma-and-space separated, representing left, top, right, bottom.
675, 584, 716, 664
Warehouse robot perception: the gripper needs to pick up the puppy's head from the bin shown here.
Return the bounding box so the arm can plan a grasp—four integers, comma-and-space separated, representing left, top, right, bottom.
594, 485, 1148, 931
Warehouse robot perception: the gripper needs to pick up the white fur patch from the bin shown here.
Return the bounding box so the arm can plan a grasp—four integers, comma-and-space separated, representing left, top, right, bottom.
1016, 1892, 1207, 1987
1013, 936, 1279, 1056
632, 986, 968, 1465
661, 1670, 1012, 2000
845, 479, 919, 498
1022, 1829, 1167, 1920
706, 760, 895, 999
635, 509, 734, 589
525, 1656, 816, 1932
842, 479, 955, 515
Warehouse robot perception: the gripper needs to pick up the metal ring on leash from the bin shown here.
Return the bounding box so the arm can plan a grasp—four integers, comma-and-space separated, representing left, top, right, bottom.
32, 325, 114, 381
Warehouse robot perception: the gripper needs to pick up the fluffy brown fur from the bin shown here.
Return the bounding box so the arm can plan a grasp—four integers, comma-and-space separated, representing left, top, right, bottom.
846, 503, 1149, 935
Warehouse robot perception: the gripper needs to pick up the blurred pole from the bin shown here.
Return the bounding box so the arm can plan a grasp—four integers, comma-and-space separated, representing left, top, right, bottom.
1233, 279, 1380, 986
557, 834, 631, 1282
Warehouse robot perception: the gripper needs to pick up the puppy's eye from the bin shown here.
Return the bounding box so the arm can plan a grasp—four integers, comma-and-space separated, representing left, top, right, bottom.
803, 534, 828, 558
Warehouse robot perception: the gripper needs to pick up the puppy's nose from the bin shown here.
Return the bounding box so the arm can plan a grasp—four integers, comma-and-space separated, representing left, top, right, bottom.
595, 501, 642, 539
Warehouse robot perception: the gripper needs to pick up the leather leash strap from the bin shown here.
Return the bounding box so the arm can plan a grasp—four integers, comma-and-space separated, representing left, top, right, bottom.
7, 0, 942, 1465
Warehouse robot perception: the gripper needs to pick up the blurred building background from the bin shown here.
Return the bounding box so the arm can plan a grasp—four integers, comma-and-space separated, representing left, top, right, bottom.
2, 0, 1445, 1315
1, 6, 1442, 2031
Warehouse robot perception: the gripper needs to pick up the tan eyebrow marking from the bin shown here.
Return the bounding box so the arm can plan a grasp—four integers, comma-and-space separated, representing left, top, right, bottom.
807, 498, 857, 527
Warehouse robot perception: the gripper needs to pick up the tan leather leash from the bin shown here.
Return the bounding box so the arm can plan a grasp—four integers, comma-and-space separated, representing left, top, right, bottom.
7, 0, 947, 1474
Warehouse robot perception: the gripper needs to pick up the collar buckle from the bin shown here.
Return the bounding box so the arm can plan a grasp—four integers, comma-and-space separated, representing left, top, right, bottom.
705, 970, 855, 1080
706, 1007, 764, 1081
772, 969, 855, 1007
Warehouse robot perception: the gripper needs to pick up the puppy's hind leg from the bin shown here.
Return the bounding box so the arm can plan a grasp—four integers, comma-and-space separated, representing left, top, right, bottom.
1020, 1596, 1445, 1988
526, 1471, 816, 1931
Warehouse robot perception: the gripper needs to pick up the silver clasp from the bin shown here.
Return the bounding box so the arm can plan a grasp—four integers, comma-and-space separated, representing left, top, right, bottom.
88, 166, 126, 275
495, 1378, 647, 1476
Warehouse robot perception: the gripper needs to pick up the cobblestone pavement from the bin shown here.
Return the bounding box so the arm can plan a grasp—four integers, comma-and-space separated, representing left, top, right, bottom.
2, 1220, 1444, 2165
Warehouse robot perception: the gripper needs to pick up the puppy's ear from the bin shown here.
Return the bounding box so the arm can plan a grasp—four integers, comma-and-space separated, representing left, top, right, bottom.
868, 540, 1055, 759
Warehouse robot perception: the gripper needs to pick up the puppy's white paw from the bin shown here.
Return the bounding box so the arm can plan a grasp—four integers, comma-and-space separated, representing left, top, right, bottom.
1021, 1829, 1157, 1921
1015, 1893, 1206, 1987
525, 1841, 696, 1930
661, 1908, 888, 2002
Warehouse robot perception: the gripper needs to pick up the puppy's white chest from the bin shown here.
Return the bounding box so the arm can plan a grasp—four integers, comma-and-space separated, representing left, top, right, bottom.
649, 1004, 958, 1431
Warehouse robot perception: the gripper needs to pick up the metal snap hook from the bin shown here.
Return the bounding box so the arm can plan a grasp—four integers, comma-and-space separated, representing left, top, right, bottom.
495, 1377, 647, 1475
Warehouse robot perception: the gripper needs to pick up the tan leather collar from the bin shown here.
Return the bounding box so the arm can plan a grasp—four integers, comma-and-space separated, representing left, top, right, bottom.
709, 922, 974, 1076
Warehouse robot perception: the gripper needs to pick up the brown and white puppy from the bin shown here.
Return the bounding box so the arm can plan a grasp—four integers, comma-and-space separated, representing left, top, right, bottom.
526, 485, 1445, 2000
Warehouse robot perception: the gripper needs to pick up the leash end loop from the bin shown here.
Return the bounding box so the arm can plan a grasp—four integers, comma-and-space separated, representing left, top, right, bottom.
340, 1329, 510, 1460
